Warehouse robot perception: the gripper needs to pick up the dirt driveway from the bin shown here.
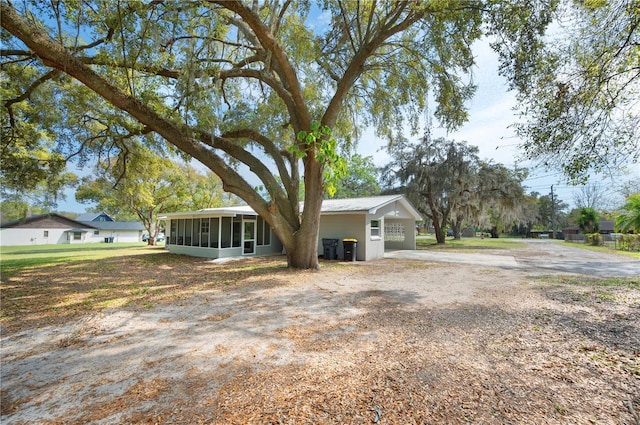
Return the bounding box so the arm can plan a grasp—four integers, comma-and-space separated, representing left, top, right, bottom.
2, 243, 639, 424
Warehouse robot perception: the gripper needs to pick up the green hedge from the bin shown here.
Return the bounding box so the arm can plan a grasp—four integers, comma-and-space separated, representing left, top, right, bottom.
618, 234, 640, 252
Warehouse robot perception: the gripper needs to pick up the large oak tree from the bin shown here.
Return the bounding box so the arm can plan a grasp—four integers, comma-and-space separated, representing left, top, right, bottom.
384, 135, 481, 244
1, 0, 555, 268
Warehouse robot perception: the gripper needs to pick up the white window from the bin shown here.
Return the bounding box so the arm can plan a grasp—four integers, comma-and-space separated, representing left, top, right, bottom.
73, 232, 82, 241
371, 220, 381, 239
43, 230, 49, 238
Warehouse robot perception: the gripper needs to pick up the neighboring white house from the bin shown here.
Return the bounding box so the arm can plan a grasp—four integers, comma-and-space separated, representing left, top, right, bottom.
160, 195, 422, 261
75, 212, 146, 243
0, 212, 145, 246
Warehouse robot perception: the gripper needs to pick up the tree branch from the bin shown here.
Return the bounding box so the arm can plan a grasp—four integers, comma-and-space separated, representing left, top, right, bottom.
213, 0, 310, 131
221, 128, 294, 195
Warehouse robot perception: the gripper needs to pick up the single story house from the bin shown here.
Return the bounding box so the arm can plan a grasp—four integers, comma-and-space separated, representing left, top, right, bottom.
563, 220, 616, 241
0, 212, 145, 246
160, 194, 422, 261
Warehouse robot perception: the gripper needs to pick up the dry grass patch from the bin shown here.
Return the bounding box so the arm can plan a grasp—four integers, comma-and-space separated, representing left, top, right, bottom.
0, 249, 303, 332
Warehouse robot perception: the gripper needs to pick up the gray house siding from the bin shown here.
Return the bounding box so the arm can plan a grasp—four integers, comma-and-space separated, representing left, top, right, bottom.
373, 200, 417, 252
365, 213, 385, 261
318, 214, 366, 260
383, 218, 416, 250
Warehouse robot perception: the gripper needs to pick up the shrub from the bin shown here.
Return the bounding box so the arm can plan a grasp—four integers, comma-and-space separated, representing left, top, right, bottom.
587, 233, 603, 246
618, 234, 640, 252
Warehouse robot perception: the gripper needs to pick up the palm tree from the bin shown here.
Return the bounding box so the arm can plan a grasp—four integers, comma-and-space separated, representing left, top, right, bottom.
616, 194, 640, 233
578, 208, 599, 234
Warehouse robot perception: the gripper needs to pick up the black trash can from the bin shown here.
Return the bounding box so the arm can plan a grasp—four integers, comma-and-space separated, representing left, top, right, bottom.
322, 238, 339, 260
343, 238, 357, 261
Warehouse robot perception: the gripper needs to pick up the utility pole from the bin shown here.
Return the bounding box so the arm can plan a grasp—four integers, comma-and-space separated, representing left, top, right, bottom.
550, 185, 556, 239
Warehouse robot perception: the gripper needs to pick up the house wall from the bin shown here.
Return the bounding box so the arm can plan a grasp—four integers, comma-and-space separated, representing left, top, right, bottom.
318, 206, 418, 261
384, 218, 416, 251
162, 198, 418, 262
374, 201, 417, 252
168, 245, 230, 258
365, 213, 385, 261
384, 217, 416, 249
84, 230, 143, 243
0, 228, 142, 246
318, 214, 367, 260
0, 228, 70, 246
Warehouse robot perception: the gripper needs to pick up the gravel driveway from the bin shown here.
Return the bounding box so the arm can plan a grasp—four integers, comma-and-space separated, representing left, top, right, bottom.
386, 239, 639, 277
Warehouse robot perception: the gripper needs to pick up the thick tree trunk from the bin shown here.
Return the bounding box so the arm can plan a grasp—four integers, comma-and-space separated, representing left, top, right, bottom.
434, 227, 446, 244
270, 158, 324, 270
425, 193, 446, 244
285, 219, 320, 269
432, 216, 446, 244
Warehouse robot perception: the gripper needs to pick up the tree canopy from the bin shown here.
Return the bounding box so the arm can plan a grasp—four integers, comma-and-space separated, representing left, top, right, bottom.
1, 0, 557, 268
512, 0, 639, 182
578, 207, 600, 234
384, 135, 527, 243
333, 153, 380, 199
384, 136, 480, 243
76, 148, 229, 244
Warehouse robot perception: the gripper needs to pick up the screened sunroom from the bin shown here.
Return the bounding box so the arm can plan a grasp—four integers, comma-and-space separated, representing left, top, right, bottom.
161, 206, 283, 259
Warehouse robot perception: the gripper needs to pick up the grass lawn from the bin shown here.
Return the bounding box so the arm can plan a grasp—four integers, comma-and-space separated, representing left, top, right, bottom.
0, 244, 296, 332
563, 241, 640, 259
0, 243, 152, 276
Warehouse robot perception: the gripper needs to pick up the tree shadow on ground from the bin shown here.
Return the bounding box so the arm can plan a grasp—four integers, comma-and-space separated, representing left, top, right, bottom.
2, 257, 638, 424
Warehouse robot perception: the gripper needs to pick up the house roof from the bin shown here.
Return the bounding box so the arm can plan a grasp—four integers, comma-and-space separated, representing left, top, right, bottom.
563, 220, 616, 233
0, 213, 98, 229
160, 205, 257, 219
160, 195, 422, 221
78, 221, 145, 231
319, 195, 422, 219
75, 212, 114, 222
601, 220, 615, 231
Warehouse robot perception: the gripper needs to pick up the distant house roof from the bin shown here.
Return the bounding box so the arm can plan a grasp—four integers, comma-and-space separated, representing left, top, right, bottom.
75, 212, 114, 222
0, 213, 97, 229
79, 221, 145, 231
601, 220, 615, 232
161, 195, 423, 221
563, 219, 616, 233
